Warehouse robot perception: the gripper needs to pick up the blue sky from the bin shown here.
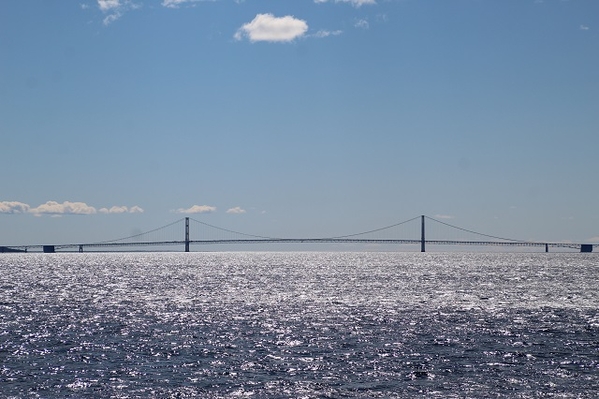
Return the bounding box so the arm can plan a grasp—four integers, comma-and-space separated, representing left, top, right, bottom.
1, 0, 598, 247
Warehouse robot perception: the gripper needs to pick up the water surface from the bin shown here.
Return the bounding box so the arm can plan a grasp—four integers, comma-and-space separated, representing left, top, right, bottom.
1, 252, 598, 398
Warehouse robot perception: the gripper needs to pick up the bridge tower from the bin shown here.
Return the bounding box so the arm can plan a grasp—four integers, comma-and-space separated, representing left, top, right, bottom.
185, 217, 190, 252
421, 215, 425, 252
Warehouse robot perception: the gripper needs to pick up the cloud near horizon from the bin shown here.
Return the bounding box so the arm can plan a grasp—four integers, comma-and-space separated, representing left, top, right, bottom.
0, 201, 31, 214
226, 206, 246, 214
235, 14, 309, 43
30, 201, 97, 215
1, 200, 144, 216
175, 205, 217, 214
99, 205, 145, 214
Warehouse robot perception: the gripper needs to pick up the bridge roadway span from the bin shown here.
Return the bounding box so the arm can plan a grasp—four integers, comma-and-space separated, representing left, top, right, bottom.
45, 238, 584, 251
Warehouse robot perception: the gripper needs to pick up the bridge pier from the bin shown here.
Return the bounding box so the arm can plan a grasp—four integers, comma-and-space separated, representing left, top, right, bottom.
43, 245, 55, 253
185, 217, 190, 252
421, 215, 425, 253
545, 243, 549, 253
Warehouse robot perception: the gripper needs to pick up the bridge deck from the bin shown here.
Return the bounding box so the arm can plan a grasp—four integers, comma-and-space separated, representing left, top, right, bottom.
5, 238, 590, 252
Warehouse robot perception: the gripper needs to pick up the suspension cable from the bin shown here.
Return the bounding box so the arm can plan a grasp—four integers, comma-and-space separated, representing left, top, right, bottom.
189, 218, 282, 240
328, 216, 422, 239
87, 215, 536, 246
98, 218, 186, 243
425, 216, 527, 242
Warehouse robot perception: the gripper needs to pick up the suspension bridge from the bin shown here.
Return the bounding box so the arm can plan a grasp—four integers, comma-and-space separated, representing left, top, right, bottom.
1, 215, 596, 253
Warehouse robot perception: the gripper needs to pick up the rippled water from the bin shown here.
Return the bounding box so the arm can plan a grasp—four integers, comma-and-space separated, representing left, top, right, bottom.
1, 252, 598, 398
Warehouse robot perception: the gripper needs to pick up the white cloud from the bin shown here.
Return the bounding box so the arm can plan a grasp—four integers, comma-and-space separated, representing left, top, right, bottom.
163, 0, 184, 7
434, 214, 455, 220
235, 14, 309, 43
162, 0, 210, 8
97, 0, 140, 25
103, 13, 122, 25
99, 205, 144, 214
226, 206, 246, 214
0, 201, 30, 214
314, 0, 376, 7
30, 201, 97, 215
312, 29, 343, 38
175, 205, 217, 214
355, 19, 369, 29
98, 0, 120, 11
580, 25, 590, 31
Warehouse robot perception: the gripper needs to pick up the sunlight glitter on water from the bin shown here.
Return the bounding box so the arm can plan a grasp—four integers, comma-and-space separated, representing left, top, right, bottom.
0, 252, 598, 398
